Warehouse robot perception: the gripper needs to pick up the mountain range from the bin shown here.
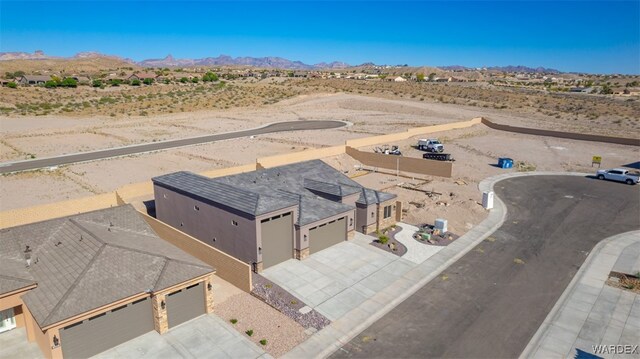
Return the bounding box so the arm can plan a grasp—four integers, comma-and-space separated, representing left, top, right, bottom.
0, 50, 561, 73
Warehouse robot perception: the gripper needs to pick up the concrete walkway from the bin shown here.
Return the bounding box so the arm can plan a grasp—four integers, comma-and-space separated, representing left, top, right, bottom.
394, 222, 444, 264
521, 230, 640, 359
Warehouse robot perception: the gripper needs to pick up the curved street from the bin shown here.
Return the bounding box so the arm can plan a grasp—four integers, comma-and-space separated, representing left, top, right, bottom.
331, 175, 640, 359
0, 120, 347, 174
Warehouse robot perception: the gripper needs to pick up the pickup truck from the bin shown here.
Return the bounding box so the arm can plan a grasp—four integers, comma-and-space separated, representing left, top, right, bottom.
418, 139, 444, 153
596, 168, 640, 185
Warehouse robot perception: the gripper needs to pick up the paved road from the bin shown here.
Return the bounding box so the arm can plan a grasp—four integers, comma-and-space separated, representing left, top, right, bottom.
332, 176, 640, 359
0, 120, 346, 174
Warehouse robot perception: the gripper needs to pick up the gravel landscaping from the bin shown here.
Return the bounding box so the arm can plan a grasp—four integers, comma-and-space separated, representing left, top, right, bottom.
413, 224, 460, 246
252, 273, 331, 331
369, 226, 408, 257
215, 292, 308, 358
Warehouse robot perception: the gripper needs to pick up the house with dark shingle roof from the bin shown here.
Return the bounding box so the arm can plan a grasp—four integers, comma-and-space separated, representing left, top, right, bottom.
152, 160, 399, 272
0, 205, 215, 359
16, 75, 51, 86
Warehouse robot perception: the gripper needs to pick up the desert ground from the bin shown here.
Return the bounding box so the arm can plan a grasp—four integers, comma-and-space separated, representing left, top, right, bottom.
1, 92, 638, 235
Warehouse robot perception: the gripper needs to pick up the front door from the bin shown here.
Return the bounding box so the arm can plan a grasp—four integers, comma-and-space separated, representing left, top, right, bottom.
0, 308, 16, 333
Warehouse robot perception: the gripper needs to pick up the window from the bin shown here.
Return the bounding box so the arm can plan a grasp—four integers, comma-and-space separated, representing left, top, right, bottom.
383, 205, 392, 219
350, 218, 353, 226
232, 220, 238, 226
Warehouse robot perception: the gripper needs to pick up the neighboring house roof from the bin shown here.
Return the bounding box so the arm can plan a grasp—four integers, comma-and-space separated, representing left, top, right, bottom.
130, 73, 157, 80
152, 171, 298, 216
0, 205, 213, 328
19, 75, 51, 82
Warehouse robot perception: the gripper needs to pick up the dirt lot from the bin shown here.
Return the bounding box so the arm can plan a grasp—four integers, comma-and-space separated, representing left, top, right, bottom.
1, 94, 638, 228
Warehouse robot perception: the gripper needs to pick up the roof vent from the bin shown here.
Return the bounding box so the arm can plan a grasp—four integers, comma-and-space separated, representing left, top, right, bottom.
24, 245, 32, 267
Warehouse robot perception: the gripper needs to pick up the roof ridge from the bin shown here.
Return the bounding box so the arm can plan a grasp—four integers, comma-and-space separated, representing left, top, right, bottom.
151, 258, 170, 292
75, 218, 153, 237
68, 219, 106, 245
42, 243, 106, 326
0, 273, 35, 284
103, 242, 209, 269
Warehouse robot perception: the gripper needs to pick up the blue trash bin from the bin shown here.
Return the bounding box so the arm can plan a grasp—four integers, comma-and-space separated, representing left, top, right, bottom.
498, 157, 513, 169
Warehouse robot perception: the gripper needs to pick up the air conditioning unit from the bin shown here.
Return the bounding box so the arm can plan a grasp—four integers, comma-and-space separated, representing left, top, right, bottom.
435, 219, 448, 234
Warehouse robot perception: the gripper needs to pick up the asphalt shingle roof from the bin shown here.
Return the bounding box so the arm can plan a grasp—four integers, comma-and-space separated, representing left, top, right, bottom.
213, 160, 396, 223
0, 205, 213, 328
152, 171, 297, 216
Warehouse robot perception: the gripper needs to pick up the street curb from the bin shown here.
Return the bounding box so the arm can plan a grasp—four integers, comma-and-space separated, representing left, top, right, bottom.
288, 171, 593, 358
519, 230, 640, 359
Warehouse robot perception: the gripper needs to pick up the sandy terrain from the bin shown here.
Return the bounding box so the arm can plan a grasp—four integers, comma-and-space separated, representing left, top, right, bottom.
1, 93, 638, 218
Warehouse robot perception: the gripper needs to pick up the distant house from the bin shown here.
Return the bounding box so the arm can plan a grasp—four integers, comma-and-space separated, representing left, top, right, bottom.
69, 75, 91, 84
128, 73, 157, 81
292, 71, 307, 78
433, 77, 449, 83
387, 76, 407, 82
16, 75, 51, 86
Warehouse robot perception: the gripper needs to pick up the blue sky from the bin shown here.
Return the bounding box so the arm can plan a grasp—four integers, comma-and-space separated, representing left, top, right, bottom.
1, 1, 639, 74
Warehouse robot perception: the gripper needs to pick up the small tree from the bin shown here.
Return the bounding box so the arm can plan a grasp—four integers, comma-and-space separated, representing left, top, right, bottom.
61, 78, 77, 88
191, 77, 199, 83
180, 77, 189, 83
143, 78, 154, 85
7, 81, 17, 89
131, 79, 141, 86
600, 85, 613, 94
44, 80, 57, 88
416, 73, 425, 82
92, 79, 102, 87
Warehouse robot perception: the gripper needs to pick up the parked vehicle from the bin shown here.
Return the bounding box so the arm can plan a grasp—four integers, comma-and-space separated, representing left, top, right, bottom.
374, 145, 402, 156
418, 139, 444, 152
423, 153, 454, 161
596, 168, 640, 185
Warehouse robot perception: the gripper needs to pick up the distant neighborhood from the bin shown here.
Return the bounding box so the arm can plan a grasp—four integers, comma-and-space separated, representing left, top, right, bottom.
0, 53, 640, 96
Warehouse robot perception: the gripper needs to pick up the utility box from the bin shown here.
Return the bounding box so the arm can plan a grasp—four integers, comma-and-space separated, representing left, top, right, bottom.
435, 219, 448, 233
482, 191, 494, 210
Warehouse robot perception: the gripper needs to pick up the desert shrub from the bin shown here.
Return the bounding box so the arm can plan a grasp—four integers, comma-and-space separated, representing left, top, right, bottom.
245, 329, 253, 337
7, 82, 17, 89
378, 235, 389, 244
131, 79, 141, 86
230, 319, 237, 324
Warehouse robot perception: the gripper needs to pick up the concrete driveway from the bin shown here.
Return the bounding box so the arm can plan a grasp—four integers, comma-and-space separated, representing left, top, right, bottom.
262, 233, 416, 321
94, 314, 268, 359
0, 329, 43, 359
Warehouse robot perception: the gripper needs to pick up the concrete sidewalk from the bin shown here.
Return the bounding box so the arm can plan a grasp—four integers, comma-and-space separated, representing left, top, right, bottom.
521, 230, 640, 359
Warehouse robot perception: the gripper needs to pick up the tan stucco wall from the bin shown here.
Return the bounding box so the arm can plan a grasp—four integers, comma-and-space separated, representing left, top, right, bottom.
0, 193, 119, 229
346, 146, 453, 178
140, 211, 253, 292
